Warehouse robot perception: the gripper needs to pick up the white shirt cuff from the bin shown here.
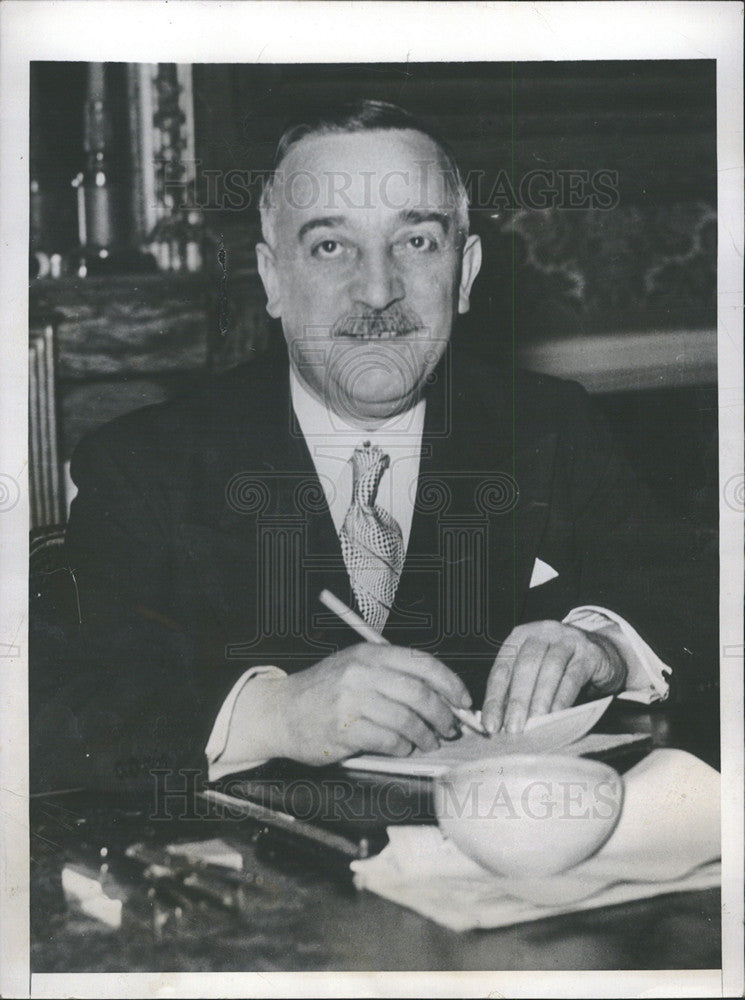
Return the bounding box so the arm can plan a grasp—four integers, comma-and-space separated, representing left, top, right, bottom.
562, 605, 671, 703
205, 665, 288, 782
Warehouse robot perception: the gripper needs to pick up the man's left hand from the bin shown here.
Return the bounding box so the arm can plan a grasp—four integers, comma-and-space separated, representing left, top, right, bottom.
482, 620, 627, 735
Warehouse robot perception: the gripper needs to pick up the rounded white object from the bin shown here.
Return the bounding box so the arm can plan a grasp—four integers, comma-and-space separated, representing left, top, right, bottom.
435, 754, 624, 878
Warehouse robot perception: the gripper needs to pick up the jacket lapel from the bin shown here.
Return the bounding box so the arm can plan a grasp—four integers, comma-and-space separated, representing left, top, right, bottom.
185, 350, 558, 681
186, 359, 348, 646
384, 354, 557, 675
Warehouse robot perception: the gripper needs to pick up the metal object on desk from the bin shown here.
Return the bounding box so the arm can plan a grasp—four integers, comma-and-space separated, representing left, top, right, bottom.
125, 840, 269, 916
199, 786, 371, 881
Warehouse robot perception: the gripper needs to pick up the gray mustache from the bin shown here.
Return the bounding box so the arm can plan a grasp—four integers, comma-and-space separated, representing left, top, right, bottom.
331, 304, 424, 339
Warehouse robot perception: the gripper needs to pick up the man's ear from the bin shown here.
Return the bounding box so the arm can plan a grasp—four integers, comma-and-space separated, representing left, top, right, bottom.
457, 234, 482, 315
256, 242, 282, 318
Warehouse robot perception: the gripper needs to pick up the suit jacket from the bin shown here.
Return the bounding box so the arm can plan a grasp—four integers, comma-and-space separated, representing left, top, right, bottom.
30, 345, 718, 792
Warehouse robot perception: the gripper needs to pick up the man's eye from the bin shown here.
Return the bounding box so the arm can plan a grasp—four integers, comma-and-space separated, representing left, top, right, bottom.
312, 239, 344, 258
405, 234, 438, 252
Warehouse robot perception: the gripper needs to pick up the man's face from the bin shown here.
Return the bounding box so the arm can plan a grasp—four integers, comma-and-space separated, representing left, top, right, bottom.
256, 128, 482, 426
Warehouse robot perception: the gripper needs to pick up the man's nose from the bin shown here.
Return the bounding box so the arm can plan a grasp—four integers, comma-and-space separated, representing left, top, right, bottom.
350, 248, 405, 312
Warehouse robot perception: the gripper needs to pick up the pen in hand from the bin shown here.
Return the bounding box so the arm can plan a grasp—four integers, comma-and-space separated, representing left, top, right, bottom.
318, 589, 488, 738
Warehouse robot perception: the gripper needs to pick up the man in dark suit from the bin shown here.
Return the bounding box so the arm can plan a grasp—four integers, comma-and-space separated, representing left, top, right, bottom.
32, 101, 714, 791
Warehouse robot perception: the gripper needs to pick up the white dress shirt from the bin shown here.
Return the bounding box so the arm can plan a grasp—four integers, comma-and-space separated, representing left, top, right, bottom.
289, 368, 426, 547
206, 373, 671, 780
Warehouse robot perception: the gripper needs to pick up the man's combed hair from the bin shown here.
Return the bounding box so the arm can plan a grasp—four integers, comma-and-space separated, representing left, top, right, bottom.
259, 99, 470, 245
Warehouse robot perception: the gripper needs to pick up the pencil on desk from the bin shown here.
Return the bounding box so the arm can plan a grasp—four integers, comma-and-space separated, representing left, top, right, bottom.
318, 589, 488, 737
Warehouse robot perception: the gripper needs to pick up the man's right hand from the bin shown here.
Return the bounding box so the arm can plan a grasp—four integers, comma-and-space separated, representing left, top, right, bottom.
264, 643, 471, 766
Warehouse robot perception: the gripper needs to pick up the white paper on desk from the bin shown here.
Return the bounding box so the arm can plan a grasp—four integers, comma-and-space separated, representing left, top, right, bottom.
351, 749, 721, 932
344, 696, 613, 777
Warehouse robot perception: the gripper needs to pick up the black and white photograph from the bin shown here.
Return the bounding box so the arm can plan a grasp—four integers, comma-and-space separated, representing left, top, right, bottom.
1, 2, 742, 997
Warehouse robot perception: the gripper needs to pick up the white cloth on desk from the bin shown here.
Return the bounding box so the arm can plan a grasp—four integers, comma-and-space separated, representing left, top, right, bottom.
350, 749, 721, 932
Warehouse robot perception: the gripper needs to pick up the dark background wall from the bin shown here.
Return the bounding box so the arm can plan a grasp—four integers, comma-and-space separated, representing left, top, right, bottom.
191, 61, 716, 358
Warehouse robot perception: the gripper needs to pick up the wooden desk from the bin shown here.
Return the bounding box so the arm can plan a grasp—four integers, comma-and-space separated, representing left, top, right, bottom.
30, 700, 721, 973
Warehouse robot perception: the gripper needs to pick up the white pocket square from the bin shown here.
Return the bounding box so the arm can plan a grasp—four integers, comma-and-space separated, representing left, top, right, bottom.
529, 557, 559, 588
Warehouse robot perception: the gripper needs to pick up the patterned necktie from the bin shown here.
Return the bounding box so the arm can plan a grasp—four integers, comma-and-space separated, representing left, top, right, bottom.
339, 442, 405, 633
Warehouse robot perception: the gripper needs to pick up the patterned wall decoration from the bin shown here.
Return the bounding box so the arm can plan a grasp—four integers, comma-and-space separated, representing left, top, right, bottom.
192, 61, 717, 376
497, 200, 717, 339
